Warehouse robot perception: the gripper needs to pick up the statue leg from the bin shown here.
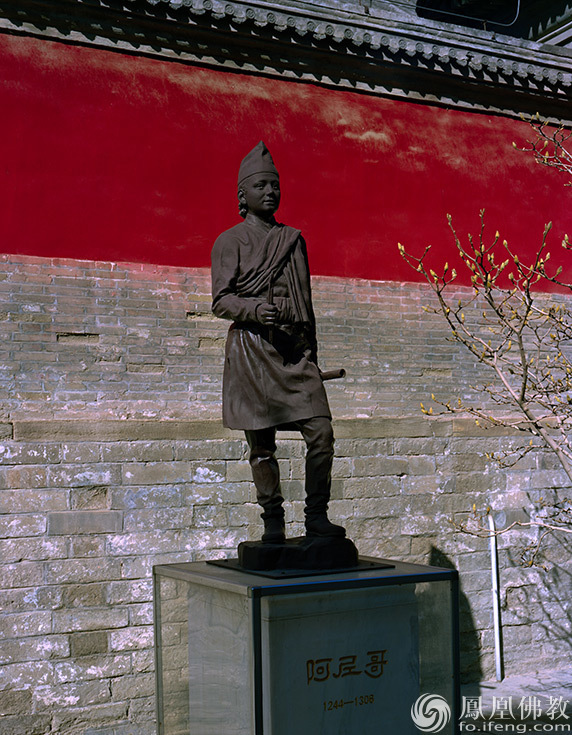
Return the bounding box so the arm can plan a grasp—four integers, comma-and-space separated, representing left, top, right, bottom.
299, 417, 346, 538
245, 428, 286, 544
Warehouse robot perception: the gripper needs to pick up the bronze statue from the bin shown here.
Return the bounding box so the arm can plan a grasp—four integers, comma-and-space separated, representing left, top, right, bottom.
211, 141, 346, 545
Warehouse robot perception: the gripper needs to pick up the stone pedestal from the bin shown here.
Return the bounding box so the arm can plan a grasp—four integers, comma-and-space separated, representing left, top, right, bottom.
153, 559, 460, 735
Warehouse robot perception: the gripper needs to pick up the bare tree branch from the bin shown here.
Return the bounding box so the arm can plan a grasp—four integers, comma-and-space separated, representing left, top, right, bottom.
515, 113, 572, 187
399, 115, 572, 565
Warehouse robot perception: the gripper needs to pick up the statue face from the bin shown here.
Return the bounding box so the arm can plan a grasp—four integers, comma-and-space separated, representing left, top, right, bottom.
239, 173, 281, 220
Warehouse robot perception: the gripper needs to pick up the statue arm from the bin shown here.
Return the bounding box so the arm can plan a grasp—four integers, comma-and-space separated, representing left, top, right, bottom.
211, 235, 263, 322
299, 237, 319, 363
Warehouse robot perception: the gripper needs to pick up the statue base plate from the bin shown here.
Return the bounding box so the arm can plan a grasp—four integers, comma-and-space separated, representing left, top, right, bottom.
208, 536, 394, 578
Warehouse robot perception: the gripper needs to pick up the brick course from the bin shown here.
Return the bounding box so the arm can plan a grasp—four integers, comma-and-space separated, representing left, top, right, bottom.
1, 253, 490, 422
1, 254, 571, 733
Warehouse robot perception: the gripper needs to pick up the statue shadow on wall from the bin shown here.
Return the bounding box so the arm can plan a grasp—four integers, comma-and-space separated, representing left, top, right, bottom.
429, 546, 483, 684
457, 529, 572, 723
505, 527, 572, 656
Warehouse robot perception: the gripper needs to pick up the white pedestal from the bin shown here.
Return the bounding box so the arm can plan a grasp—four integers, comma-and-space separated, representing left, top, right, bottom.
153, 559, 459, 735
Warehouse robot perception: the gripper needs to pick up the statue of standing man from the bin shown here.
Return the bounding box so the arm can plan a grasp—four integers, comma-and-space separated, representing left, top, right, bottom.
211, 141, 346, 545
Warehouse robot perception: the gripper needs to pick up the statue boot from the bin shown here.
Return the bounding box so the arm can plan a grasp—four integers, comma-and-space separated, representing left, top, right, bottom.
304, 456, 346, 538
305, 507, 346, 538
248, 444, 286, 544
303, 423, 345, 538
262, 513, 286, 544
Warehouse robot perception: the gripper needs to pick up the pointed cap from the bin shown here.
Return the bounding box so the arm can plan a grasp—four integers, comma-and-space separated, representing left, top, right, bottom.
238, 141, 279, 186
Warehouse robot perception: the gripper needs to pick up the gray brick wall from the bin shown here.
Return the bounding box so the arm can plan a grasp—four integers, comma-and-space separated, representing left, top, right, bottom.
1, 253, 488, 422
1, 254, 571, 734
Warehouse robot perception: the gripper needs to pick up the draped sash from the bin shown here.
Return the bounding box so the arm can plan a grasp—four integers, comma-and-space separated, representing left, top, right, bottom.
234, 224, 314, 327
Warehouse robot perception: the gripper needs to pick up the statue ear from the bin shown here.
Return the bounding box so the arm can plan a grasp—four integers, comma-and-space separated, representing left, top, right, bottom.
237, 188, 248, 218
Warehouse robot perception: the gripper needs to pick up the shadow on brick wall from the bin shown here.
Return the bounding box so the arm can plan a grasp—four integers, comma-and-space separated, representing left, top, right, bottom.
429, 546, 483, 684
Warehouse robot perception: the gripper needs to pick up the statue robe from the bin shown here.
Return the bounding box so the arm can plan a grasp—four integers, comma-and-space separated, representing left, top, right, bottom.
211, 214, 331, 430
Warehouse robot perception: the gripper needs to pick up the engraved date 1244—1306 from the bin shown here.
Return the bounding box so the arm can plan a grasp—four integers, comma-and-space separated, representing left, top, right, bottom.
324, 694, 375, 711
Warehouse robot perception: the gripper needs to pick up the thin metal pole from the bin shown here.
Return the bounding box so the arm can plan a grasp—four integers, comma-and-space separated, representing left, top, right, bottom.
488, 514, 504, 682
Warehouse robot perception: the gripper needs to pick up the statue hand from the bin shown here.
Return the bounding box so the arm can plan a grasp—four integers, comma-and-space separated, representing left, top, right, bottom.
256, 302, 279, 326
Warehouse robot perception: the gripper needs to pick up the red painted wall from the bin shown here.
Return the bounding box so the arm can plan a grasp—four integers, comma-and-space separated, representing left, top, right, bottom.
1, 33, 571, 283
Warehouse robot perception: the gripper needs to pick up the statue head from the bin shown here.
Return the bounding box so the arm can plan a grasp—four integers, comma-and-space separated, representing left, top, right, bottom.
237, 141, 281, 220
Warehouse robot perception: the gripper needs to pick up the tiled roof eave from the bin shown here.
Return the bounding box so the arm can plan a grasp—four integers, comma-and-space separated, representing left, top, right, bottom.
2, 0, 572, 115
141, 0, 572, 81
